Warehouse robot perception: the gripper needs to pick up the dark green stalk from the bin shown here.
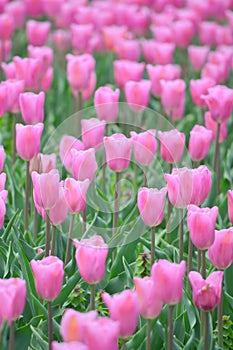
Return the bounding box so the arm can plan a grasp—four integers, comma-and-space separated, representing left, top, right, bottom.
90, 284, 95, 310
204, 312, 209, 350
82, 208, 86, 235
12, 113, 16, 165
218, 291, 223, 347
48, 302, 53, 350
201, 250, 206, 279
151, 226, 155, 268
51, 226, 56, 256
179, 209, 184, 262
166, 163, 173, 242
146, 319, 152, 350
65, 214, 75, 265
213, 122, 221, 194
24, 161, 30, 231
45, 211, 51, 257
9, 322, 14, 350
112, 172, 120, 237
168, 306, 174, 350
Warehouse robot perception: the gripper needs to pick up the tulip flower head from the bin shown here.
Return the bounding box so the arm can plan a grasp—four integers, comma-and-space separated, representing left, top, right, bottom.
188, 271, 224, 311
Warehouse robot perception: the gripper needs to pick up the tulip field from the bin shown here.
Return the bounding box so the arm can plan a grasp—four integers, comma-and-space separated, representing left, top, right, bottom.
2, 0, 233, 349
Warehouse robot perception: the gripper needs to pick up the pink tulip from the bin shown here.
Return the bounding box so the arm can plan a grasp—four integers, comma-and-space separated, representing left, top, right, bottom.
127, 6, 149, 36
0, 14, 13, 41
202, 85, 233, 123
1, 61, 16, 80
102, 290, 139, 338
0, 189, 7, 228
158, 129, 185, 164
191, 165, 212, 206
188, 45, 210, 72
84, 317, 119, 350
71, 148, 97, 182
208, 228, 233, 269
81, 118, 106, 150
147, 64, 181, 98
74, 235, 108, 284
190, 78, 216, 108
104, 134, 132, 172
113, 60, 145, 88
25, 0, 44, 17
150, 25, 173, 43
52, 342, 88, 350
53, 30, 71, 52
124, 80, 151, 112
152, 259, 186, 305
35, 153, 56, 174
42, 0, 63, 19
3, 79, 24, 114
130, 130, 157, 166
138, 187, 167, 227
188, 271, 224, 311
208, 51, 230, 82
5, 1, 26, 29
0, 173, 6, 191
199, 21, 217, 46
102, 25, 127, 51
66, 54, 95, 92
30, 256, 64, 301
64, 178, 89, 214
32, 169, 60, 210
216, 25, 233, 46
187, 205, 218, 250
0, 83, 8, 117
204, 112, 227, 143
189, 125, 212, 161
16, 123, 43, 161
13, 56, 42, 91
60, 309, 97, 343
228, 190, 233, 224
49, 183, 68, 226
164, 167, 193, 208
71, 24, 93, 53
94, 86, 120, 122
26, 20, 51, 46
201, 62, 225, 84
160, 79, 186, 120
143, 41, 175, 65
28, 45, 53, 75
0, 278, 26, 325
115, 39, 140, 61
19, 91, 45, 125
81, 72, 96, 102
59, 135, 85, 173
0, 146, 4, 173
134, 276, 163, 319
0, 40, 11, 62
173, 20, 194, 48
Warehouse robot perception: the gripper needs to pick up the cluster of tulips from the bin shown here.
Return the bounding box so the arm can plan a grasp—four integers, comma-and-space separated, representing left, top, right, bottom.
1, 0, 233, 349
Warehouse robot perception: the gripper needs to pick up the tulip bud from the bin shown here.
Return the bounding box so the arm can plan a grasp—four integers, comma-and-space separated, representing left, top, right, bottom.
16, 123, 44, 161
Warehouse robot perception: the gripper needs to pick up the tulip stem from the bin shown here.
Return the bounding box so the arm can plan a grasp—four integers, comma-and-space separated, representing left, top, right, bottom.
144, 167, 148, 187
65, 214, 75, 265
213, 122, 221, 194
121, 339, 127, 350
146, 319, 152, 350
9, 322, 14, 350
204, 311, 209, 350
102, 124, 108, 193
197, 249, 201, 272
168, 305, 174, 350
45, 211, 51, 257
33, 204, 38, 241
218, 292, 223, 347
166, 164, 173, 243
90, 284, 95, 310
82, 208, 86, 235
12, 113, 16, 165
24, 161, 30, 232
75, 92, 83, 136
113, 172, 120, 237
179, 209, 184, 262
51, 226, 56, 256
151, 226, 155, 268
201, 250, 206, 279
187, 238, 193, 273
48, 302, 53, 350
